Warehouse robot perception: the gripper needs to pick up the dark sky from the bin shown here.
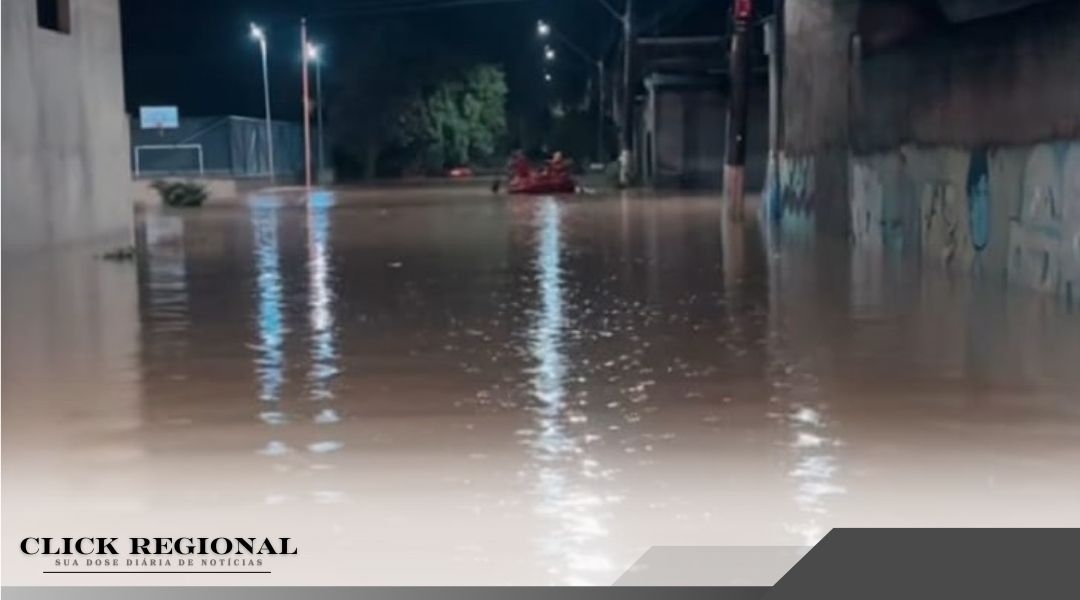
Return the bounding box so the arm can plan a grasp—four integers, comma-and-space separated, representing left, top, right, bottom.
121, 0, 734, 120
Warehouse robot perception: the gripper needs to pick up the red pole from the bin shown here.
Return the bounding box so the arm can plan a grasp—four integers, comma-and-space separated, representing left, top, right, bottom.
301, 18, 313, 189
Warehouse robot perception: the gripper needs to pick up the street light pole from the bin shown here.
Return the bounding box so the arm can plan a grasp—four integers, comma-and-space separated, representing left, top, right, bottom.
307, 43, 326, 185
315, 52, 325, 184
301, 18, 313, 189
588, 0, 634, 185
251, 24, 275, 183
537, 20, 609, 164
597, 60, 605, 163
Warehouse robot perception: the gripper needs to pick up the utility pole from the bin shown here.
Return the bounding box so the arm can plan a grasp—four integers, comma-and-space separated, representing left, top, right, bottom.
561, 0, 632, 179
536, 18, 609, 166
301, 17, 313, 189
316, 57, 325, 183
619, 0, 634, 187
724, 0, 753, 220
597, 59, 605, 164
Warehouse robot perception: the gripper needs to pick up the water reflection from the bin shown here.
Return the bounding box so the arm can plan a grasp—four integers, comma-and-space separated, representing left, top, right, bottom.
248, 192, 347, 501
10, 187, 1080, 585
527, 198, 614, 585
784, 399, 844, 545
760, 218, 847, 546
305, 191, 343, 454
307, 192, 340, 407
251, 197, 289, 438
143, 216, 190, 342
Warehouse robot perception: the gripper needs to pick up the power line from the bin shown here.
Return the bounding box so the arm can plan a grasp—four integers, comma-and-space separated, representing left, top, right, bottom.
309, 0, 531, 20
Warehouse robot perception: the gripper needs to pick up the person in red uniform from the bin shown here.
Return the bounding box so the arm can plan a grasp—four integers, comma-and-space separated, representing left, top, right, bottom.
508, 150, 531, 180
547, 151, 572, 178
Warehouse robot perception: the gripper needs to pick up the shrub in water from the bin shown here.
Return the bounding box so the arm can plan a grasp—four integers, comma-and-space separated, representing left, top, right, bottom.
151, 180, 208, 208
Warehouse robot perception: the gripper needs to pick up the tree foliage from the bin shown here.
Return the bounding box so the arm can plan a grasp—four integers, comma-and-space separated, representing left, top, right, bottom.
399, 65, 508, 171
327, 23, 434, 179
328, 26, 508, 179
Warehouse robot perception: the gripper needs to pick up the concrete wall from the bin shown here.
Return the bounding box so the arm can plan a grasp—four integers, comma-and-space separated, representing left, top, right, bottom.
2, 0, 132, 253
775, 0, 1080, 302
851, 0, 1080, 151
851, 142, 1080, 304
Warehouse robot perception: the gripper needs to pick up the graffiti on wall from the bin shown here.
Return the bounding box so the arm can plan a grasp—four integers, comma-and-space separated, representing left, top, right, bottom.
1064, 145, 1080, 304
1008, 143, 1080, 300
922, 180, 974, 269
850, 147, 987, 268
966, 149, 991, 253
850, 154, 912, 254
851, 161, 884, 250
808, 141, 1078, 303
779, 154, 815, 214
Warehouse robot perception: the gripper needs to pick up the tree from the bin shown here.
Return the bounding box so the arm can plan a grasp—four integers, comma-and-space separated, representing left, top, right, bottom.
328, 24, 508, 179
461, 65, 508, 160
327, 22, 442, 179
398, 64, 508, 172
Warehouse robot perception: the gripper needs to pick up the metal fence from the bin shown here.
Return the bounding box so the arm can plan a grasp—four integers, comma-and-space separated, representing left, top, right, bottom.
130, 115, 303, 179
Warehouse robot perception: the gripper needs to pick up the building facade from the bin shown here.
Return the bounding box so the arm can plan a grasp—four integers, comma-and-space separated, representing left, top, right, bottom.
636, 37, 768, 191
2, 0, 131, 253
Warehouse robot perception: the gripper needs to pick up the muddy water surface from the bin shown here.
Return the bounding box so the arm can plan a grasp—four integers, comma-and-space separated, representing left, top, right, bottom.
4, 186, 1080, 585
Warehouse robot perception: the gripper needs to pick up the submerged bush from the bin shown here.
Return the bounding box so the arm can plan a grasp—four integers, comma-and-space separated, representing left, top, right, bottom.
101, 245, 136, 262
151, 180, 208, 208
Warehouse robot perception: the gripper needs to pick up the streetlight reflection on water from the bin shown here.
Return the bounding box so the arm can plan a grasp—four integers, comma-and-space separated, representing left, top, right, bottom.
306, 191, 343, 433
527, 198, 615, 585
252, 197, 287, 418
251, 192, 345, 496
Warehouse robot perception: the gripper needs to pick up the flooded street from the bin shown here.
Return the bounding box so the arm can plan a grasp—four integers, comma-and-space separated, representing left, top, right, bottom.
4, 185, 1080, 585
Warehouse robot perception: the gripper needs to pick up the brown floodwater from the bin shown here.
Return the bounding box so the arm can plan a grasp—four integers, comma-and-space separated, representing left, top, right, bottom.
3, 185, 1080, 585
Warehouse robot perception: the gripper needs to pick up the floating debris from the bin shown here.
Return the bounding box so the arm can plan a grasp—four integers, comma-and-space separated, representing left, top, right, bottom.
100, 245, 136, 261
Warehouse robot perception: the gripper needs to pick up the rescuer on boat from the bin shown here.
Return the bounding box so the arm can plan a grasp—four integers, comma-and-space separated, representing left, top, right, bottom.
509, 149, 531, 180
505, 150, 577, 195
546, 151, 570, 177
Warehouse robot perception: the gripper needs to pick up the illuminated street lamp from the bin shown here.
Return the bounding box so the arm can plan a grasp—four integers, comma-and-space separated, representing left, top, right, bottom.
533, 19, 608, 162
305, 41, 326, 183
250, 23, 275, 183
543, 1, 635, 182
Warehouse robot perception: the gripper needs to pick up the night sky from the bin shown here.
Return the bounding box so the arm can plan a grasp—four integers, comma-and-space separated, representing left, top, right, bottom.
120, 0, 733, 121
